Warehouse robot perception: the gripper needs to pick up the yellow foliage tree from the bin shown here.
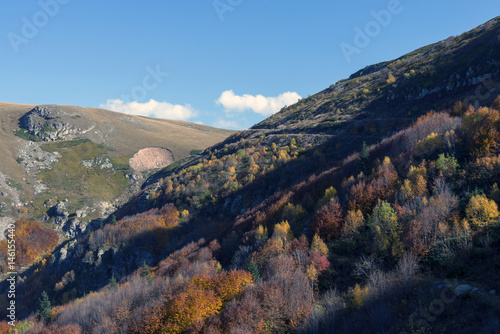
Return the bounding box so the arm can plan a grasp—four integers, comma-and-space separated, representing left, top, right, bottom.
352, 284, 369, 309
413, 174, 428, 197
466, 194, 499, 228
343, 209, 364, 236
273, 221, 293, 242
310, 234, 329, 256
402, 179, 414, 199
254, 225, 268, 243
408, 164, 427, 181
278, 149, 289, 161
212, 271, 253, 302
415, 133, 444, 157
386, 73, 396, 84
192, 270, 253, 303
305, 264, 318, 282
403, 165, 428, 199
247, 163, 259, 175
317, 186, 337, 208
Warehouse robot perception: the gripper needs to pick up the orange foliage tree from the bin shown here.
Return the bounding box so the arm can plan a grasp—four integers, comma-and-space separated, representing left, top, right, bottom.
192, 270, 253, 303
0, 219, 58, 267
163, 286, 223, 333
131, 270, 252, 334
0, 322, 10, 334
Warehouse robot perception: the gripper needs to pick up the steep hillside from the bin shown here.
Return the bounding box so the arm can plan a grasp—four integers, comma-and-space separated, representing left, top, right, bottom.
257, 16, 500, 133
3, 16, 500, 334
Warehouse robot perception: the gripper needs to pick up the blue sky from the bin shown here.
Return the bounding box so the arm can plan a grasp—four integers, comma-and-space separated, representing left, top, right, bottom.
1, 0, 499, 129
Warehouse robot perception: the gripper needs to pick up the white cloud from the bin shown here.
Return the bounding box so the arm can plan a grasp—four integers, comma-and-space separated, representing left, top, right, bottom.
216, 90, 302, 116
213, 119, 242, 130
99, 99, 197, 120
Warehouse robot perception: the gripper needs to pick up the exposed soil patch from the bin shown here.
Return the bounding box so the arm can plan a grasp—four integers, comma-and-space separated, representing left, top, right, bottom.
129, 147, 174, 172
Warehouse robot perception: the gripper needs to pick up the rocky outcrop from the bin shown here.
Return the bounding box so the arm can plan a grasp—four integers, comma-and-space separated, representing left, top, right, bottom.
47, 200, 115, 238
62, 219, 87, 239
81, 156, 112, 169
17, 141, 61, 171
19, 105, 87, 142
129, 147, 174, 172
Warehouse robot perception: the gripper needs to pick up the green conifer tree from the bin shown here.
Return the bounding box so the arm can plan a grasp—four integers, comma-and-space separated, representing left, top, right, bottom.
357, 142, 370, 175
109, 274, 117, 289
247, 259, 260, 281
37, 291, 51, 322
141, 261, 152, 284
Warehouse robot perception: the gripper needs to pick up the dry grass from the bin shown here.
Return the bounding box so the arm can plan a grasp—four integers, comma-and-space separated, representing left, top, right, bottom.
0, 101, 234, 205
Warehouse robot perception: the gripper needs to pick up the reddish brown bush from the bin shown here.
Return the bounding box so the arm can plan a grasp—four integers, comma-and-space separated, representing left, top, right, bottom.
222, 293, 266, 333
348, 180, 375, 214
290, 235, 309, 254
313, 199, 343, 241
308, 252, 330, 274
253, 269, 314, 331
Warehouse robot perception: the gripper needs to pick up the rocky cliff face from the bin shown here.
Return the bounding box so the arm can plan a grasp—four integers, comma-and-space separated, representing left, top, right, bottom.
19, 105, 91, 142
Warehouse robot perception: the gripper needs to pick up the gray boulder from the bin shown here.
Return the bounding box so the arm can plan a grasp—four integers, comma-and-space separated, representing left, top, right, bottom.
454, 284, 473, 297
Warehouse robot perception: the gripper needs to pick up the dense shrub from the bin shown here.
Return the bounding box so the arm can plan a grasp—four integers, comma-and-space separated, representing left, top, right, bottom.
462, 107, 500, 157
0, 219, 58, 268
90, 203, 179, 250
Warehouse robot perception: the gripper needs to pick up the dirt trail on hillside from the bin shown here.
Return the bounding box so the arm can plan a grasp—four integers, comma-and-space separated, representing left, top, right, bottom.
129, 147, 174, 172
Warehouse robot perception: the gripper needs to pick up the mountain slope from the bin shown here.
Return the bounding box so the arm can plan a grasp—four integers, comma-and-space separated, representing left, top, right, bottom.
3, 16, 500, 334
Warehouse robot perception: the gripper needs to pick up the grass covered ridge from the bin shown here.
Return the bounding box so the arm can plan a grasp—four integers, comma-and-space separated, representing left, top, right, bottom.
37, 140, 131, 203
